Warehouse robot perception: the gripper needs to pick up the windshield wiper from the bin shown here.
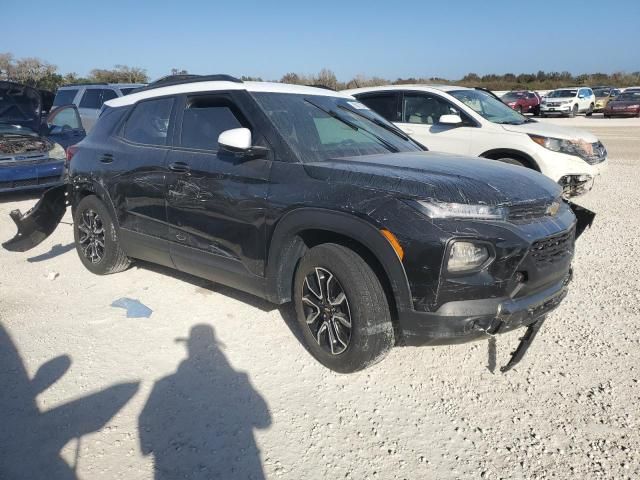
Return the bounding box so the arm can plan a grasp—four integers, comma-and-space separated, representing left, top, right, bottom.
337, 105, 410, 141
304, 99, 399, 153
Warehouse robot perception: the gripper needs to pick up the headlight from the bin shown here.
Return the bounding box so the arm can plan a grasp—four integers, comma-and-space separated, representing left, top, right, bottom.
562, 100, 573, 105
447, 241, 491, 272
48, 142, 66, 160
415, 200, 508, 221
529, 134, 599, 162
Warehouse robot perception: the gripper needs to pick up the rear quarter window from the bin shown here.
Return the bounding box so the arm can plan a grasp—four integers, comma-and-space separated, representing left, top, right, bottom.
79, 89, 102, 109
53, 89, 78, 107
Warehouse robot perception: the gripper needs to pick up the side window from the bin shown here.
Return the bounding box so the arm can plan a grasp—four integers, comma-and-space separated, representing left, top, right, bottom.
53, 89, 78, 107
102, 89, 118, 103
49, 107, 82, 130
357, 94, 400, 122
402, 93, 461, 125
179, 97, 245, 150
123, 97, 174, 146
79, 89, 102, 108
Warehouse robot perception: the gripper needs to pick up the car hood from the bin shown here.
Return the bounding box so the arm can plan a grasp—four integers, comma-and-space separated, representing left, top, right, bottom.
606, 100, 640, 107
0, 81, 42, 132
303, 152, 561, 206
0, 129, 51, 157
500, 121, 599, 142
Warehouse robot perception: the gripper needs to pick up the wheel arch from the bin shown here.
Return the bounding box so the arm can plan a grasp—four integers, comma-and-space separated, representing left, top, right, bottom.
265, 208, 413, 317
69, 179, 120, 227
479, 149, 540, 171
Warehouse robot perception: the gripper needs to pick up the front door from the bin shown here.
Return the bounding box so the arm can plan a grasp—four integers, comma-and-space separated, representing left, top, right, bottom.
165, 92, 272, 286
395, 92, 473, 155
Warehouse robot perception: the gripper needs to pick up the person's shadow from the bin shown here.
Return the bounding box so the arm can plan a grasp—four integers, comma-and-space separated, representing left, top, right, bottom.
0, 324, 139, 479
139, 324, 271, 480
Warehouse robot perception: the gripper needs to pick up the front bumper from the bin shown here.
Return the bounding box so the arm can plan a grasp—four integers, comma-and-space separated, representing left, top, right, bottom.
0, 160, 65, 193
398, 274, 569, 346
540, 104, 573, 115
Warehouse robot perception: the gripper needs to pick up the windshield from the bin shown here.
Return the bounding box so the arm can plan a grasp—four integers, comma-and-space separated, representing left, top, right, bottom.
252, 93, 422, 163
449, 89, 528, 125
615, 92, 640, 102
593, 88, 611, 97
502, 92, 526, 101
548, 89, 577, 98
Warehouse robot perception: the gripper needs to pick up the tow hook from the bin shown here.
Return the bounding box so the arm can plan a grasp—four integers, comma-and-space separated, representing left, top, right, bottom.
500, 317, 546, 373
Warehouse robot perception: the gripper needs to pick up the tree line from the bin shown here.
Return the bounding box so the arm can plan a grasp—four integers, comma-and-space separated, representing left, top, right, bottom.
1, 52, 639, 92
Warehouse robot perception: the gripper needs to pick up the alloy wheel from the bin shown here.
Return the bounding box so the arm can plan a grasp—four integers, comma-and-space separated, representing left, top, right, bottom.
77, 209, 105, 263
302, 267, 352, 355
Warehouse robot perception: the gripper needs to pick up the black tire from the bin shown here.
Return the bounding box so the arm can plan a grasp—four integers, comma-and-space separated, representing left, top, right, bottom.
586, 103, 594, 116
496, 157, 528, 168
533, 105, 541, 116
569, 104, 578, 118
73, 195, 131, 275
604, 114, 610, 119
539, 112, 546, 118
516, 106, 523, 115
293, 243, 394, 373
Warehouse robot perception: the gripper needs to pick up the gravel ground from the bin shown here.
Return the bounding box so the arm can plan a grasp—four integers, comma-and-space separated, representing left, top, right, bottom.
1, 118, 639, 479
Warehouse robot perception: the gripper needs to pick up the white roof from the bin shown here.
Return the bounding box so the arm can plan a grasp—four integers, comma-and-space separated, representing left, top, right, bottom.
342, 84, 473, 96
105, 80, 352, 108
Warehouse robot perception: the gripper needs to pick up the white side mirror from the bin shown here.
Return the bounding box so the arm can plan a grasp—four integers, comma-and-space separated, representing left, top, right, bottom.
439, 114, 463, 125
218, 127, 251, 151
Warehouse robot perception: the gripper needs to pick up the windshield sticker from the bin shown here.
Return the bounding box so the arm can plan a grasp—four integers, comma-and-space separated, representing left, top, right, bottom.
347, 101, 370, 110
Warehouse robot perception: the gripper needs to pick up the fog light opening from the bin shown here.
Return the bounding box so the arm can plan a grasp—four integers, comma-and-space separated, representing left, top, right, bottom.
447, 241, 491, 273
559, 174, 593, 197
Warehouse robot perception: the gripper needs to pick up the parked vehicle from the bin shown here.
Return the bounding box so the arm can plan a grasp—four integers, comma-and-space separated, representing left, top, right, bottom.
0, 81, 85, 193
501, 90, 541, 115
603, 90, 640, 117
624, 86, 640, 92
344, 85, 607, 197
53, 83, 145, 132
3, 76, 594, 373
540, 87, 595, 117
592, 86, 620, 112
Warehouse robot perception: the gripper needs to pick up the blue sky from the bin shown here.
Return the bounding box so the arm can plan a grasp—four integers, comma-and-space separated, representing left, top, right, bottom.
4, 0, 639, 81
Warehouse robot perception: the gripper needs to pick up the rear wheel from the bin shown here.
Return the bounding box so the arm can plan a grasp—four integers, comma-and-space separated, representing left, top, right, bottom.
73, 195, 131, 275
516, 106, 523, 115
533, 105, 541, 116
293, 243, 394, 373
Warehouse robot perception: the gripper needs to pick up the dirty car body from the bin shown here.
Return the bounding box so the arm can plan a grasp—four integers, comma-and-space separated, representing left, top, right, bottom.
3, 77, 594, 372
0, 81, 85, 193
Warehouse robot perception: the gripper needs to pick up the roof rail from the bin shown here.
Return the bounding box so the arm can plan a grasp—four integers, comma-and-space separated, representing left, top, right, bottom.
304, 84, 336, 91
61, 82, 109, 87
131, 74, 243, 93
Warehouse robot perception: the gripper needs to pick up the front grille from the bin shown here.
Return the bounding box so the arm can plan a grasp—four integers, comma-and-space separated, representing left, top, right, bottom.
0, 175, 62, 190
529, 229, 575, 267
547, 102, 562, 107
509, 201, 552, 223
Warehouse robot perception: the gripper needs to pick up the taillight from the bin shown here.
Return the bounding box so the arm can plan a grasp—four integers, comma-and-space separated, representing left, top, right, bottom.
66, 144, 79, 166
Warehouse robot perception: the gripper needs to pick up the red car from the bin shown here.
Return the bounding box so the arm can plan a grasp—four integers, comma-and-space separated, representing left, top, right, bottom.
501, 90, 541, 115
603, 90, 640, 117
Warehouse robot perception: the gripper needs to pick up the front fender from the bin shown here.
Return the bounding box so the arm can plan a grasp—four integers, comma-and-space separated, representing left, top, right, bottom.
265, 207, 412, 311
2, 184, 68, 252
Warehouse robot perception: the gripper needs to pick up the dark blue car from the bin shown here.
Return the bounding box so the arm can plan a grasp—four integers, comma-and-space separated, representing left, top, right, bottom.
0, 81, 85, 192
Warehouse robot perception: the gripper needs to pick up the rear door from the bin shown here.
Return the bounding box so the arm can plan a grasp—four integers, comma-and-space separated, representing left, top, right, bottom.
46, 106, 85, 149
395, 92, 473, 155
165, 91, 272, 282
105, 96, 176, 266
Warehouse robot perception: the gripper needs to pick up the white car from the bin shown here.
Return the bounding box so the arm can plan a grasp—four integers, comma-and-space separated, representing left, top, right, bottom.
343, 85, 607, 196
540, 87, 595, 117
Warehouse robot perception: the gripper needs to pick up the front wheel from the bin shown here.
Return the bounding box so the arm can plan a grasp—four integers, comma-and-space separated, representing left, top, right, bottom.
73, 195, 131, 275
496, 157, 527, 168
586, 103, 594, 116
569, 104, 578, 117
293, 243, 394, 373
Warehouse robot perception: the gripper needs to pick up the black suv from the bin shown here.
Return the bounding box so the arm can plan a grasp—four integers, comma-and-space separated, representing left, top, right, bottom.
4, 76, 592, 373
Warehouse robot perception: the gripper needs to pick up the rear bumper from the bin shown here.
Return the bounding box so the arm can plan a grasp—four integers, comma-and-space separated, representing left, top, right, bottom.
398, 274, 569, 346
0, 161, 64, 193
